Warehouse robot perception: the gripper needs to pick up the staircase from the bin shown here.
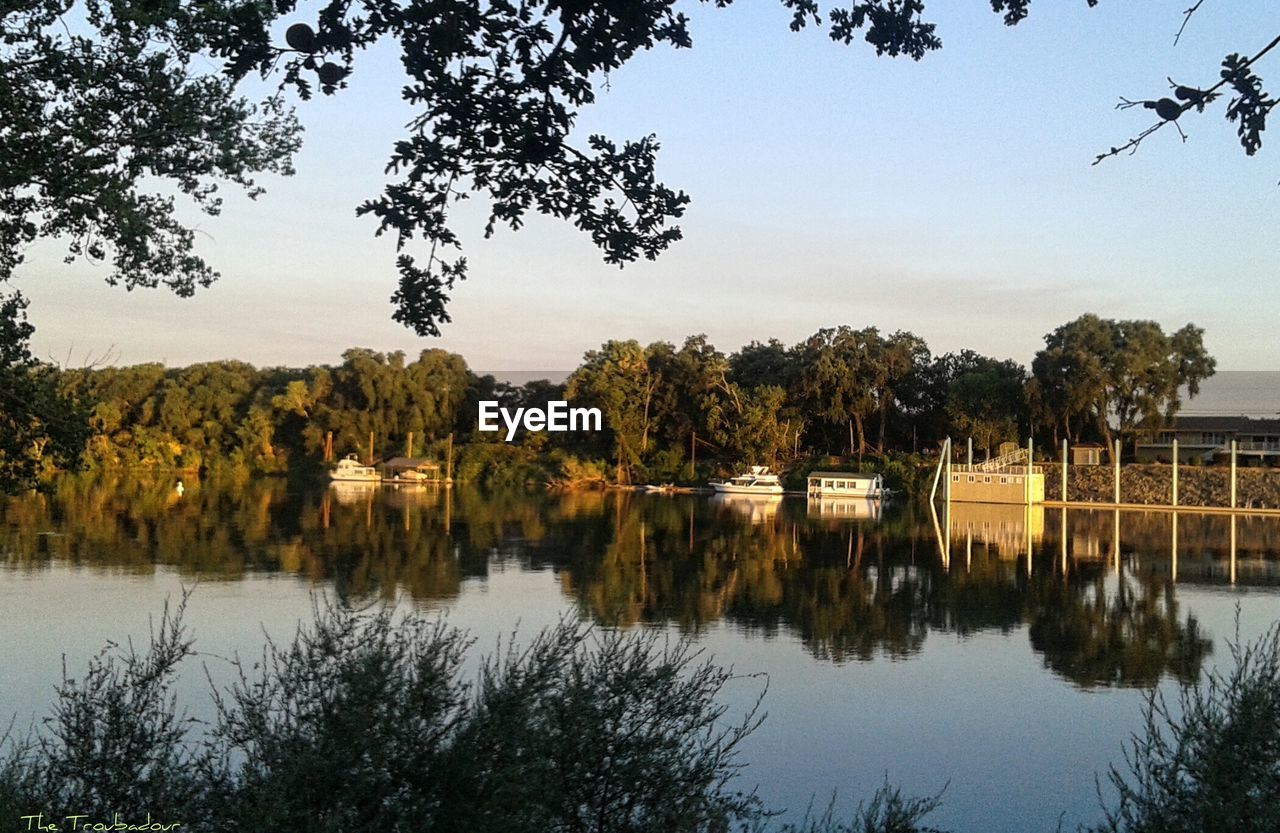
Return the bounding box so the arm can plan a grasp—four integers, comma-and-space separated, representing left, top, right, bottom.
976, 448, 1029, 471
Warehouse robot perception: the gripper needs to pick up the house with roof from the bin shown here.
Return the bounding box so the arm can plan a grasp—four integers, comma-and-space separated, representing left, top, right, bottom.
1136, 416, 1280, 465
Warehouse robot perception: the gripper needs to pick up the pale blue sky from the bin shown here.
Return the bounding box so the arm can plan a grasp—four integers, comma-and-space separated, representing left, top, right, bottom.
20, 1, 1280, 370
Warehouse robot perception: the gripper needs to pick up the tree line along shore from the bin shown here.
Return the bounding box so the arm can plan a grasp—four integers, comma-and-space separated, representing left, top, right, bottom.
5, 313, 1217, 495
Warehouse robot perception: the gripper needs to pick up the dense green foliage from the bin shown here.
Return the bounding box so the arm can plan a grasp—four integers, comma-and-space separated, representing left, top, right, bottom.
1030, 315, 1215, 450
0, 292, 87, 491
0, 314, 1214, 492
1, 0, 300, 291
56, 347, 478, 475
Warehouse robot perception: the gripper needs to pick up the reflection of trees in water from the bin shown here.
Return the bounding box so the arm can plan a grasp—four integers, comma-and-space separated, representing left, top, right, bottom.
752, 563, 931, 662
0, 479, 1215, 685
1026, 567, 1210, 688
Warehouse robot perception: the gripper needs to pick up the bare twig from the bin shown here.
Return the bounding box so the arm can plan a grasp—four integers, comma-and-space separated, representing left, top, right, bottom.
1174, 1, 1206, 47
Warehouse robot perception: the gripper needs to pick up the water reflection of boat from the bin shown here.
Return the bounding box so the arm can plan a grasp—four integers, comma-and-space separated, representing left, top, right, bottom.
806, 497, 883, 521
328, 479, 380, 504
329, 454, 382, 483
709, 466, 783, 495
710, 492, 782, 523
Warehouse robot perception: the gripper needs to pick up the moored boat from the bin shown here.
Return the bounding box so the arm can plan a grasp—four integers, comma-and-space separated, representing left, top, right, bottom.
709, 466, 784, 495
805, 471, 885, 499
329, 454, 382, 483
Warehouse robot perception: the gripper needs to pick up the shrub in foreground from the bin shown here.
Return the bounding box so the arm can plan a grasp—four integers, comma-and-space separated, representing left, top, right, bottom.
1085, 618, 1280, 833
0, 599, 945, 833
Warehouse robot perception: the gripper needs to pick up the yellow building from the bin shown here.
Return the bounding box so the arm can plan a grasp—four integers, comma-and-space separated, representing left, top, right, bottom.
947, 465, 1044, 504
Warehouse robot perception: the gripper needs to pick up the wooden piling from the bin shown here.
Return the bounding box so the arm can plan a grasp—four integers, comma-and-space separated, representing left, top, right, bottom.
1171, 438, 1178, 507
945, 438, 952, 506
1230, 440, 1238, 509
1113, 439, 1121, 504
1026, 437, 1033, 505
445, 433, 454, 485
1061, 439, 1068, 503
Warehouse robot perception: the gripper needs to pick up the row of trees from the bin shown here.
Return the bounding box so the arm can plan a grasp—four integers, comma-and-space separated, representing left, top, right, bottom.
563, 316, 1214, 483
0, 305, 1215, 490
57, 348, 478, 475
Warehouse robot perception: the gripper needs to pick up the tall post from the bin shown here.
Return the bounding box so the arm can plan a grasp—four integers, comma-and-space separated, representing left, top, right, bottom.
691, 431, 696, 479
368, 431, 374, 466
1171, 438, 1178, 507
1113, 439, 1121, 505
1061, 438, 1068, 503
446, 432, 454, 485
929, 437, 948, 504
324, 430, 333, 462
1026, 437, 1033, 505
967, 437, 973, 467
1230, 440, 1238, 509
406, 430, 413, 459
944, 437, 952, 506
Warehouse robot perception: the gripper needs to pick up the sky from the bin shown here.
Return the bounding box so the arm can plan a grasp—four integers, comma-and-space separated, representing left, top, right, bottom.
18, 1, 1280, 371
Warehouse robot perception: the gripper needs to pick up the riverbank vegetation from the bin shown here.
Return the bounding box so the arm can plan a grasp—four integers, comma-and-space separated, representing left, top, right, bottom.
0, 598, 1274, 832
0, 306, 1215, 494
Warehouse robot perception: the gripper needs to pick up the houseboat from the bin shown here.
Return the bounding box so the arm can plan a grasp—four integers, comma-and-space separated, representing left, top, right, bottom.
806, 471, 885, 499
710, 466, 784, 495
329, 454, 382, 483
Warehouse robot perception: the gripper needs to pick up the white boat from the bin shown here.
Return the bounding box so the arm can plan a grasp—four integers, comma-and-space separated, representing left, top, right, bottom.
329, 454, 382, 483
805, 471, 885, 499
710, 466, 784, 495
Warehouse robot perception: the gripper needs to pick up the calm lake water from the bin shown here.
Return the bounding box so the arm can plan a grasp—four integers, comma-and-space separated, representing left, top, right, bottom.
3, 475, 1280, 832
